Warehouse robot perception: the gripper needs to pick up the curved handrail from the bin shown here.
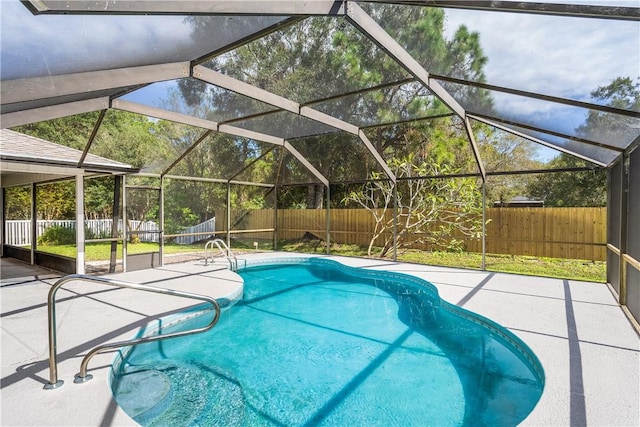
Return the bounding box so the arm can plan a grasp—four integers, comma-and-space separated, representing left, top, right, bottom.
204, 238, 238, 270
44, 274, 220, 390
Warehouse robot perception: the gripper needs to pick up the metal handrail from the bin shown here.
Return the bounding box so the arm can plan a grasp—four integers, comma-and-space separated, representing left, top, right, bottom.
44, 274, 221, 390
204, 238, 238, 271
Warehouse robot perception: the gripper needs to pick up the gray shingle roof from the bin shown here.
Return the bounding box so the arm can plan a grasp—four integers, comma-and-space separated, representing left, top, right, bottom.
0, 129, 134, 172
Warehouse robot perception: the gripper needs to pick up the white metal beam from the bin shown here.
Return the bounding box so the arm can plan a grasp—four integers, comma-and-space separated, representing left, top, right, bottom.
284, 141, 329, 186
2, 62, 189, 106
358, 130, 396, 182
112, 99, 219, 130
463, 117, 486, 179
299, 107, 359, 135
26, 1, 347, 15
194, 66, 299, 114
346, 2, 466, 119
468, 114, 609, 168
194, 64, 395, 181
75, 175, 85, 274
1, 98, 110, 129
360, 1, 640, 21
218, 124, 285, 146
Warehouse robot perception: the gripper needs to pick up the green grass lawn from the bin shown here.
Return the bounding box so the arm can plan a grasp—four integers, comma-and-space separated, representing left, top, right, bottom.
278, 241, 606, 283
36, 241, 205, 261
36, 239, 606, 283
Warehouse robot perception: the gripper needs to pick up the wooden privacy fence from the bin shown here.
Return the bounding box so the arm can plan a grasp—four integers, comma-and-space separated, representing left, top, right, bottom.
221, 207, 607, 261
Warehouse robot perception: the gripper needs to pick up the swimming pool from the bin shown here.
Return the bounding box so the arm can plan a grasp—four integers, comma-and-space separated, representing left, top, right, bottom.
111, 257, 544, 426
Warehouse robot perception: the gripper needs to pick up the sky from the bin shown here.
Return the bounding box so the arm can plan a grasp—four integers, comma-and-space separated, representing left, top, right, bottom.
443, 8, 639, 126
442, 6, 639, 161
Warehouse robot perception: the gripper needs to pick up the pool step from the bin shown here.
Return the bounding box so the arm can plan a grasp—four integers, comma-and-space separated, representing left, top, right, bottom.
113, 361, 246, 426
111, 368, 172, 423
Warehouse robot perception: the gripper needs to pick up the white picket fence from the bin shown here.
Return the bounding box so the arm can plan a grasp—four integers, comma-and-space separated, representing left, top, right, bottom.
3, 218, 213, 246
172, 218, 216, 245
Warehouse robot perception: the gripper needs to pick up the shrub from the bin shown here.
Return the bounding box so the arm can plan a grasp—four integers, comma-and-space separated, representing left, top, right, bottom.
38, 225, 96, 245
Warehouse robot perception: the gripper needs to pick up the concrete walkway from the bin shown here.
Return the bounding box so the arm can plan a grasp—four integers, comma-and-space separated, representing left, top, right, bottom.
1, 254, 639, 426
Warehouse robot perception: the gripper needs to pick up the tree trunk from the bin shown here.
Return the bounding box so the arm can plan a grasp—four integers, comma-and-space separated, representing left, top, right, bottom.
306, 184, 324, 209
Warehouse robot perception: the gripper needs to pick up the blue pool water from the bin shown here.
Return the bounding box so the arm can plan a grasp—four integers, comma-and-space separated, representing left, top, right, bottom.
111, 258, 544, 426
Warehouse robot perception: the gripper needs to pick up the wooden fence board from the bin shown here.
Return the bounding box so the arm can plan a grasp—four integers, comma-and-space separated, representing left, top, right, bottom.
214, 207, 606, 261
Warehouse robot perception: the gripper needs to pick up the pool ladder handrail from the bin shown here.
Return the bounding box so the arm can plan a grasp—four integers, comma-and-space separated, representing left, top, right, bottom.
44, 274, 221, 390
204, 238, 238, 271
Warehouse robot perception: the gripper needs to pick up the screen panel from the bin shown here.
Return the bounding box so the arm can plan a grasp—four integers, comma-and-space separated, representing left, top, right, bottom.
287, 132, 387, 182
208, 16, 412, 105
120, 78, 280, 123
311, 80, 451, 128
1, 1, 289, 80
627, 146, 640, 261
362, 2, 639, 113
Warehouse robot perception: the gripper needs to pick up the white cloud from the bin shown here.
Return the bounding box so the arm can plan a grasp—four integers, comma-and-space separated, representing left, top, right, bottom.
444, 9, 640, 100
0, 1, 193, 79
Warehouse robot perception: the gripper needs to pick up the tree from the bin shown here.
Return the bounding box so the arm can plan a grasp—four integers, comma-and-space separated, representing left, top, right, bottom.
343, 117, 484, 257
344, 154, 483, 257
475, 125, 543, 204
576, 76, 640, 145
4, 187, 31, 220
36, 182, 75, 220
180, 8, 490, 207
526, 154, 606, 207
526, 76, 638, 207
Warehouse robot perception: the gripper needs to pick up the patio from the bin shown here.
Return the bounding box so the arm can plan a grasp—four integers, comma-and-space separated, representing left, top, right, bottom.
1, 254, 638, 426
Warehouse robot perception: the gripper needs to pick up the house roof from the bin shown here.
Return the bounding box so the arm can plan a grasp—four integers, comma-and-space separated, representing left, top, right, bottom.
0, 129, 135, 187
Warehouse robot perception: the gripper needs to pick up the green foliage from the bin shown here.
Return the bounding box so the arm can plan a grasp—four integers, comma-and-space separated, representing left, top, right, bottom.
277, 240, 605, 282
13, 112, 100, 150
527, 155, 606, 207
164, 206, 201, 236
85, 176, 119, 219
37, 181, 76, 220
38, 226, 76, 245
37, 225, 97, 245
4, 187, 31, 220
343, 146, 483, 257
577, 76, 640, 144
180, 10, 491, 207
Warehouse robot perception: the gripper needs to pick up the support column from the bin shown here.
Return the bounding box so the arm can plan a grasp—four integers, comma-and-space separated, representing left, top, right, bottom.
31, 183, 36, 265
273, 183, 278, 251
159, 176, 165, 267
619, 153, 629, 306
482, 180, 486, 271
75, 175, 85, 274
1, 187, 5, 258
226, 181, 231, 249
393, 183, 398, 262
109, 176, 121, 273
122, 175, 128, 272
326, 184, 331, 255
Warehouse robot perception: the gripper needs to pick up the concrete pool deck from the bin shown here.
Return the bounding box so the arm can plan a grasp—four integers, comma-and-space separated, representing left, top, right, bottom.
1, 253, 639, 426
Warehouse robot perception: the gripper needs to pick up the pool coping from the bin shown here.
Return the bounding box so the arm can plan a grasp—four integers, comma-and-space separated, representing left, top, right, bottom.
1, 253, 639, 426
